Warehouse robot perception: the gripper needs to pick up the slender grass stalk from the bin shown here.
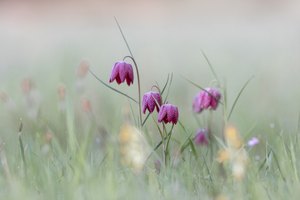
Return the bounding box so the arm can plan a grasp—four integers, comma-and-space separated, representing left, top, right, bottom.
123, 55, 142, 127
163, 73, 173, 104
89, 68, 138, 104
18, 121, 27, 178
128, 101, 138, 126
227, 75, 254, 120
164, 124, 174, 166
289, 141, 299, 182
200, 50, 220, 85
182, 75, 224, 105
0, 138, 11, 182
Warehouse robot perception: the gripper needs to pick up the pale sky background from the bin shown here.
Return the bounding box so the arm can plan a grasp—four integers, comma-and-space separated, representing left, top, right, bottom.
0, 0, 299, 128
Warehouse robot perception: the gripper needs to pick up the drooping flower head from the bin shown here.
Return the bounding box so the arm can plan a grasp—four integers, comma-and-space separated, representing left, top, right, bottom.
142, 91, 162, 114
194, 128, 209, 145
158, 104, 179, 125
193, 87, 221, 113
109, 61, 134, 86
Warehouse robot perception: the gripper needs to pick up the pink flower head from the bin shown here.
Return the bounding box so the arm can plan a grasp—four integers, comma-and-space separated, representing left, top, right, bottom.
109, 61, 134, 86
194, 128, 209, 145
142, 91, 162, 114
193, 87, 221, 113
247, 137, 259, 147
158, 104, 179, 125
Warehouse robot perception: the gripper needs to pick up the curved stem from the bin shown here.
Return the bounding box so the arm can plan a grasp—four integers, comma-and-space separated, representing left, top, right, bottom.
151, 85, 161, 94
123, 56, 142, 127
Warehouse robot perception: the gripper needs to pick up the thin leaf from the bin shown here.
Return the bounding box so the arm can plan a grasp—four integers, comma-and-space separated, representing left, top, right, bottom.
89, 69, 138, 104
114, 17, 134, 58
182, 75, 224, 105
161, 74, 170, 95
188, 138, 198, 159
18, 121, 27, 178
201, 50, 220, 84
163, 73, 173, 104
227, 75, 254, 120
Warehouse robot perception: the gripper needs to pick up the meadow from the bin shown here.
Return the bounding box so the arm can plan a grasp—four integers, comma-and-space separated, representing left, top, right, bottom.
1, 9, 300, 199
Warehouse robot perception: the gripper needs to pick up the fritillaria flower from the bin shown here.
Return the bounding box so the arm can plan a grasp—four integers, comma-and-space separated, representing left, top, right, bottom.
158, 104, 179, 125
193, 87, 221, 113
194, 128, 209, 145
142, 91, 162, 114
109, 61, 134, 86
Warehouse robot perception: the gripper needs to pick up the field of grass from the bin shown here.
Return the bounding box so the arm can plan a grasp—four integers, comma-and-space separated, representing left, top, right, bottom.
1, 11, 300, 199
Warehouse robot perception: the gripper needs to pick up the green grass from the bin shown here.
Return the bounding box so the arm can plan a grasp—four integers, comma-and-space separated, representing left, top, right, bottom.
0, 49, 300, 199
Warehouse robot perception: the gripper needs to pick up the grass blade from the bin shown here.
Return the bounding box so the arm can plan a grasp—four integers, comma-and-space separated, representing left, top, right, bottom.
201, 50, 220, 84
18, 121, 27, 178
89, 68, 138, 104
227, 75, 254, 120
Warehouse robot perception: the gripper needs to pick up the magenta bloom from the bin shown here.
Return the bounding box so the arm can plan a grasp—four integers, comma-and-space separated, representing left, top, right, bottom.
247, 137, 259, 147
109, 61, 134, 86
158, 104, 179, 124
142, 91, 162, 114
193, 88, 221, 113
194, 128, 209, 145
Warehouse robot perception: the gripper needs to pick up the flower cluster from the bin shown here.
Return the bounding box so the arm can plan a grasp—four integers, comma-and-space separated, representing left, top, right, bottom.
109, 60, 179, 125
193, 88, 221, 146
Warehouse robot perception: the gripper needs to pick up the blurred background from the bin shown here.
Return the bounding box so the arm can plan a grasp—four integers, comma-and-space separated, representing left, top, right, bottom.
0, 0, 300, 131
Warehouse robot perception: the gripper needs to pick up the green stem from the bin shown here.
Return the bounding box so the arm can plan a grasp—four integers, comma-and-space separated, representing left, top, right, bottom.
18, 122, 27, 178
123, 56, 142, 127
165, 124, 174, 166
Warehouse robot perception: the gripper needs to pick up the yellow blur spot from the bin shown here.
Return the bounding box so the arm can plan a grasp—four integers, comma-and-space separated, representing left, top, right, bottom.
217, 149, 230, 163
225, 125, 243, 149
119, 124, 149, 173
217, 125, 249, 181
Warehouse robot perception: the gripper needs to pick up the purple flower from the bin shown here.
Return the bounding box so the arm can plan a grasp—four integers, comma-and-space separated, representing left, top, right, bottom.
194, 128, 209, 145
109, 61, 134, 86
142, 91, 162, 114
247, 137, 259, 147
158, 104, 179, 125
193, 88, 221, 113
